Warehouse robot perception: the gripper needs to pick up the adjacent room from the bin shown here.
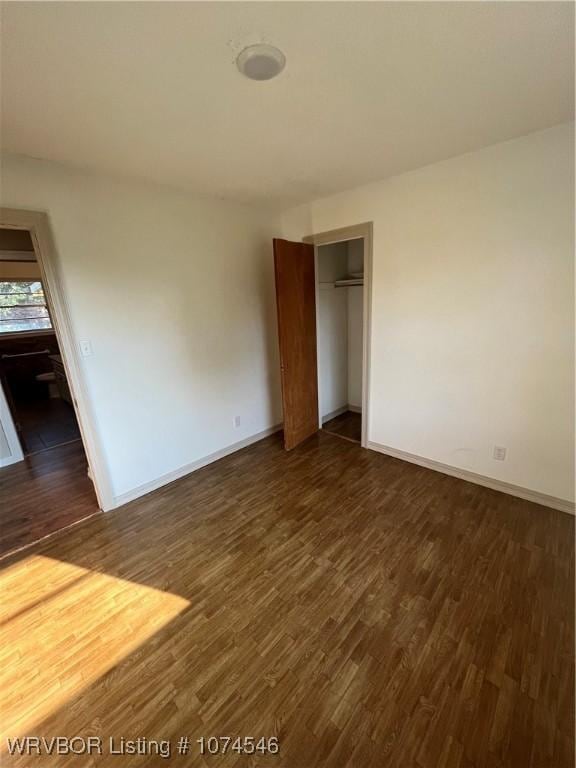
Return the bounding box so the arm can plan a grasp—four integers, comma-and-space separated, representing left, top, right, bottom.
0, 226, 98, 555
0, 2, 574, 767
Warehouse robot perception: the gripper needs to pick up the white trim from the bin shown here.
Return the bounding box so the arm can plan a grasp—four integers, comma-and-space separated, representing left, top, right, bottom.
307, 223, 373, 449
321, 404, 362, 424
0, 382, 24, 467
321, 405, 348, 424
368, 440, 575, 515
360, 230, 373, 449
113, 424, 283, 508
314, 246, 322, 424
0, 209, 114, 510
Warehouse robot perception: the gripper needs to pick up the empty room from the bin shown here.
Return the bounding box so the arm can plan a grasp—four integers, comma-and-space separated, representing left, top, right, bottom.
0, 2, 574, 767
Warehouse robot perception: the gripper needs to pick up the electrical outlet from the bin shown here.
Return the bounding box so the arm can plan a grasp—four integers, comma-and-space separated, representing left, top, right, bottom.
493, 446, 507, 461
233, 415, 241, 428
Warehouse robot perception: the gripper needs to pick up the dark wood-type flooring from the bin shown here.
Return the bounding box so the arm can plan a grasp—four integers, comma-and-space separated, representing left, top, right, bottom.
0, 441, 98, 557
1, 432, 573, 767
15, 397, 81, 454
323, 411, 362, 443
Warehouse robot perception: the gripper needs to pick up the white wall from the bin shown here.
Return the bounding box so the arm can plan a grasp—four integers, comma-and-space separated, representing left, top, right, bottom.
3, 124, 572, 507
282, 123, 575, 503
318, 286, 348, 418
317, 242, 365, 419
0, 382, 23, 466
347, 286, 363, 410
0, 421, 11, 461
346, 241, 364, 410
347, 239, 364, 274
317, 243, 348, 419
1, 154, 282, 501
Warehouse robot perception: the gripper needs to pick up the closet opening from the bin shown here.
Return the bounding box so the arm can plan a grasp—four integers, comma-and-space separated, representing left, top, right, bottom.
316, 237, 365, 445
272, 222, 371, 452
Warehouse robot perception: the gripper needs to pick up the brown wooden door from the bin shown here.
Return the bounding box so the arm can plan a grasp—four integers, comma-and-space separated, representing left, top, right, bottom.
273, 238, 319, 450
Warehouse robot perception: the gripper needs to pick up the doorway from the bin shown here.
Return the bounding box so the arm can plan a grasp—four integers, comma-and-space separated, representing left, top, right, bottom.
316, 238, 364, 444
0, 229, 82, 454
273, 223, 372, 452
0, 222, 100, 557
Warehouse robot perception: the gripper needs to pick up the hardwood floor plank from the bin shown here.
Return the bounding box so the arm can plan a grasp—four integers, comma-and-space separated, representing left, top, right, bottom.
1, 431, 573, 767
322, 411, 362, 443
0, 441, 99, 557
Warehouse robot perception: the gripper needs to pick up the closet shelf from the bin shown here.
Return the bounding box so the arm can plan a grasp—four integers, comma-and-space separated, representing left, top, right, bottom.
334, 278, 363, 287
318, 277, 364, 288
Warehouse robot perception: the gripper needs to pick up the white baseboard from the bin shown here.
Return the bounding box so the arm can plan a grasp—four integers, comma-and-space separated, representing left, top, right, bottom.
321, 405, 349, 423
322, 404, 362, 423
113, 424, 283, 508
112, 427, 573, 516
0, 453, 24, 468
367, 441, 575, 516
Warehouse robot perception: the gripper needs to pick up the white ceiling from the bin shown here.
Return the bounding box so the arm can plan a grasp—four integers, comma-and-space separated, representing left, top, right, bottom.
1, 2, 573, 208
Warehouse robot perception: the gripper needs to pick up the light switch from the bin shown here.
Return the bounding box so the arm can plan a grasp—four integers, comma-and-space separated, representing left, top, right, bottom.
80, 340, 93, 357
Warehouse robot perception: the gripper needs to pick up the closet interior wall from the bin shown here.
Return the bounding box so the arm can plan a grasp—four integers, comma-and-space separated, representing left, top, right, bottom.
317, 240, 364, 423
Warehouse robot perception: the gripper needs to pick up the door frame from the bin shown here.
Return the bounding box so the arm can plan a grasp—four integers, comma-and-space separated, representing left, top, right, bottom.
304, 222, 373, 448
0, 382, 24, 467
0, 208, 114, 511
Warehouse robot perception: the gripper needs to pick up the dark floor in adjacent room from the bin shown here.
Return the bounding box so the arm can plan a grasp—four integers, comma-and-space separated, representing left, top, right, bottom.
1, 432, 573, 767
322, 410, 362, 443
15, 397, 81, 454
0, 440, 98, 557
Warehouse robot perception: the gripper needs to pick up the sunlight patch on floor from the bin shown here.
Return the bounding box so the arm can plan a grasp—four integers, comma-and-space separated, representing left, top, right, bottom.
0, 555, 190, 744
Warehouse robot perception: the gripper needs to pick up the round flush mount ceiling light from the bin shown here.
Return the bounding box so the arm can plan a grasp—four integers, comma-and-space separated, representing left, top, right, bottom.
236, 44, 286, 81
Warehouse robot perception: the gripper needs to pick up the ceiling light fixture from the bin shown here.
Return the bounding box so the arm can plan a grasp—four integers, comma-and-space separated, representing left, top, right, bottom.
236, 44, 286, 81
